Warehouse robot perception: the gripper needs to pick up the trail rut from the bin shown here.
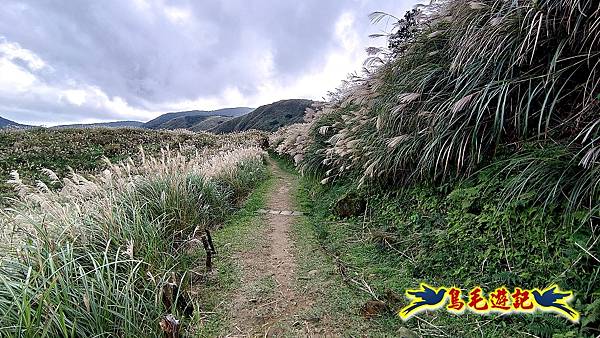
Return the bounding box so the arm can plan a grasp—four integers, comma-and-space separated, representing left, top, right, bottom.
226, 161, 315, 337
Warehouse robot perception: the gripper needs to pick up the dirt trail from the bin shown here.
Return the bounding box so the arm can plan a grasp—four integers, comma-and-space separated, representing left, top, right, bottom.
226, 161, 314, 337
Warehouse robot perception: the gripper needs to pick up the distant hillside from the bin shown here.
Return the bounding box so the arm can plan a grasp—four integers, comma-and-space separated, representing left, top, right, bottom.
144, 107, 252, 130
2, 102, 307, 133
190, 116, 233, 132
0, 116, 29, 129
54, 121, 144, 129
211, 99, 313, 133
156, 115, 214, 130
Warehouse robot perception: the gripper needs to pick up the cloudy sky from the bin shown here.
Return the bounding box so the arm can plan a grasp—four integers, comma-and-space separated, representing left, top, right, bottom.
0, 0, 418, 126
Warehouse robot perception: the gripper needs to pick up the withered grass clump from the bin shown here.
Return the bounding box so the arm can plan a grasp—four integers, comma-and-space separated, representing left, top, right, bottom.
0, 127, 268, 204
0, 142, 267, 336
273, 0, 599, 213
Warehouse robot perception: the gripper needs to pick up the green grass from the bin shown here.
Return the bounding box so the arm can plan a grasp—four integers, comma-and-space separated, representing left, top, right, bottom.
291, 0, 600, 211
292, 175, 411, 337
0, 128, 210, 204
292, 170, 598, 337
192, 173, 274, 337
268, 152, 298, 175
293, 198, 368, 334
0, 141, 269, 337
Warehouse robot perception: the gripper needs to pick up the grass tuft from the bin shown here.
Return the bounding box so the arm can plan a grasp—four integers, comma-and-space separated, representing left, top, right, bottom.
0, 138, 268, 336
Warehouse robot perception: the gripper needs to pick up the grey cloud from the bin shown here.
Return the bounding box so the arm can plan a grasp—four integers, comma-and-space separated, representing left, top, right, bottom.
0, 85, 138, 125
0, 0, 419, 123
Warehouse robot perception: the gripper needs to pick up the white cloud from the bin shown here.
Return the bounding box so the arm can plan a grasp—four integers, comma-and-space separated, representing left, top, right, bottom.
61, 89, 86, 106
0, 59, 37, 92
0, 37, 160, 125
0, 38, 47, 71
241, 11, 366, 104
336, 12, 360, 51
0, 13, 369, 125
164, 5, 192, 24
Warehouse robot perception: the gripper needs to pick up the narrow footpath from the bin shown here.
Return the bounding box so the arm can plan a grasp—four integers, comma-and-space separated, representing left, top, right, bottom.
226, 161, 318, 337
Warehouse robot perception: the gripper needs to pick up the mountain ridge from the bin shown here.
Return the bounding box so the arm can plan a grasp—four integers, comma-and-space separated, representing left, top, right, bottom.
210, 99, 313, 133
142, 107, 252, 130
0, 116, 30, 129
54, 121, 144, 129
2, 100, 312, 132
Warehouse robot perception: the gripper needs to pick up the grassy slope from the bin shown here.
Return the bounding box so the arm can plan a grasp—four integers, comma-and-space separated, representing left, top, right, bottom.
190, 116, 233, 132
273, 154, 596, 337
269, 1, 599, 335
0, 128, 217, 204
211, 99, 313, 133
143, 108, 252, 130
0, 116, 29, 128
155, 115, 214, 130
